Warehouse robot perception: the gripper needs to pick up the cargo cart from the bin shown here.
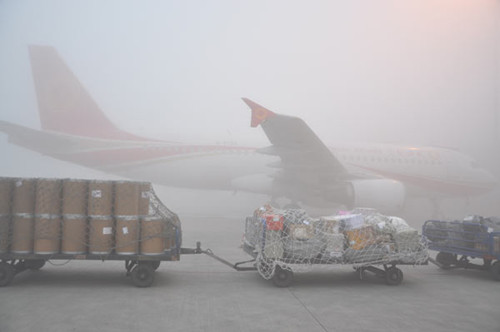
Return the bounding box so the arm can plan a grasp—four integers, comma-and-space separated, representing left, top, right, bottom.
0, 177, 185, 287
0, 247, 183, 288
422, 220, 500, 281
200, 212, 429, 287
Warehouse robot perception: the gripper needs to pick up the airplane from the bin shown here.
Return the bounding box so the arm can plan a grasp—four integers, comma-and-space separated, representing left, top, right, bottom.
0, 45, 497, 214
240, 98, 498, 214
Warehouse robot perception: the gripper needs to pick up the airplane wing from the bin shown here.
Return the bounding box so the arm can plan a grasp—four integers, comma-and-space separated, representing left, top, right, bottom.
242, 98, 351, 205
243, 98, 346, 174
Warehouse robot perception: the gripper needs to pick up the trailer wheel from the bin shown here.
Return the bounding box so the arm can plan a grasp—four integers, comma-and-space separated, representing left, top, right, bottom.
385, 267, 403, 286
0, 262, 15, 287
131, 264, 155, 287
491, 261, 500, 281
436, 252, 456, 269
272, 266, 293, 287
25, 259, 45, 270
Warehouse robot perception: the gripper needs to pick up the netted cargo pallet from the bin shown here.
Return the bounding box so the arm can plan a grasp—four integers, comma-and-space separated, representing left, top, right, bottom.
0, 177, 182, 287
423, 217, 500, 281
242, 205, 428, 287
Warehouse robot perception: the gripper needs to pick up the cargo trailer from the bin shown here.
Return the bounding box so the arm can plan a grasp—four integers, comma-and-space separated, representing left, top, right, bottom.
423, 218, 500, 281
0, 177, 183, 287
201, 206, 429, 287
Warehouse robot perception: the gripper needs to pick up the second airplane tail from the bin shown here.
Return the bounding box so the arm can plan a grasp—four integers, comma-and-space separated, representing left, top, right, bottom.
29, 45, 146, 141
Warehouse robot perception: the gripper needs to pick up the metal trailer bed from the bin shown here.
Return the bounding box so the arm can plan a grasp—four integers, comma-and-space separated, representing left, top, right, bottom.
422, 220, 500, 281
237, 241, 427, 287
196, 216, 429, 288
0, 247, 187, 287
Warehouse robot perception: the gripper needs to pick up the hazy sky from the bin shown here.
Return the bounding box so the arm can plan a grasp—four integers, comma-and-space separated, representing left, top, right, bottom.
0, 1, 499, 168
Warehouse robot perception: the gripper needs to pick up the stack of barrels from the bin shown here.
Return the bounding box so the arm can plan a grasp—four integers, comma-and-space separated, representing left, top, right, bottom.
0, 177, 174, 256
11, 178, 37, 254
0, 178, 13, 254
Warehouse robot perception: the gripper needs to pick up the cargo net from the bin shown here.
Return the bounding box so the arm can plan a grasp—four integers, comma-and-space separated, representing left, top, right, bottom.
244, 205, 428, 280
423, 216, 500, 254
0, 177, 181, 257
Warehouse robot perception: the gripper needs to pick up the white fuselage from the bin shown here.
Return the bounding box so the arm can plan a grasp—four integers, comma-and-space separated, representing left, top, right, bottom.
82, 139, 495, 198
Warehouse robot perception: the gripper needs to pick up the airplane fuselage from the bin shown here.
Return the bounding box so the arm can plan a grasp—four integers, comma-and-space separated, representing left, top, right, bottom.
32, 134, 494, 199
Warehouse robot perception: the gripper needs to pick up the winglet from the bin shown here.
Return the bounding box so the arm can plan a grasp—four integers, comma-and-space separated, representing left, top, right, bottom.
242, 98, 276, 127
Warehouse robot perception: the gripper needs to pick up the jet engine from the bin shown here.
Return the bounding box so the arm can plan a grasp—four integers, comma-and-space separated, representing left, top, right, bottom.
232, 174, 406, 213
344, 179, 406, 212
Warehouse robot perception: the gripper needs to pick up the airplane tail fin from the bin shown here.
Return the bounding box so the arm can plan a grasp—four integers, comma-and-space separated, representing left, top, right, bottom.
29, 45, 145, 141
241, 98, 276, 127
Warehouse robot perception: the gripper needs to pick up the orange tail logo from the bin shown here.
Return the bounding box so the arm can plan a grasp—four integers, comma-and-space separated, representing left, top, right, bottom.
242, 98, 276, 127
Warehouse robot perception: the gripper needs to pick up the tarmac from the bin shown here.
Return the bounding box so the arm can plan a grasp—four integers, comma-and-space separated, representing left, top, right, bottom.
1, 188, 499, 332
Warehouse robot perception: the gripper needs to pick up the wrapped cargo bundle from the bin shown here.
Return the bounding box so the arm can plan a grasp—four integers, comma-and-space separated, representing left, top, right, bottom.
338, 213, 392, 264
424, 216, 500, 253
318, 216, 344, 260
0, 177, 181, 257
347, 211, 426, 264
244, 204, 427, 280
262, 214, 285, 259
283, 216, 324, 260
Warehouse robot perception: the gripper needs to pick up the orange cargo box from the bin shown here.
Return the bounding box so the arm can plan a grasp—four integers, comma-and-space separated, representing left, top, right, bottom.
345, 225, 377, 250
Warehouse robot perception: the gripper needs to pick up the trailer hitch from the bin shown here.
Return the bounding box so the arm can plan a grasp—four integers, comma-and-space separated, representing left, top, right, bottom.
180, 241, 204, 255
181, 242, 257, 271
203, 249, 257, 271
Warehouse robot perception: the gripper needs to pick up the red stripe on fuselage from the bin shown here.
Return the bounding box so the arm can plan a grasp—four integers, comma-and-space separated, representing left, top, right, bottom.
54, 144, 257, 168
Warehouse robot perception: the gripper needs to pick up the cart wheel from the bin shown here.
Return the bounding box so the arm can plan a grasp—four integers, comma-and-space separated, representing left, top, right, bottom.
272, 266, 293, 288
151, 261, 160, 271
25, 259, 45, 270
491, 261, 500, 281
131, 264, 155, 287
385, 267, 403, 286
0, 262, 15, 287
436, 252, 456, 269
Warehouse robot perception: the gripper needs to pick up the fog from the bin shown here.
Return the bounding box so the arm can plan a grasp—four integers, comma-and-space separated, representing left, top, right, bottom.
1, 3, 500, 331
0, 1, 499, 219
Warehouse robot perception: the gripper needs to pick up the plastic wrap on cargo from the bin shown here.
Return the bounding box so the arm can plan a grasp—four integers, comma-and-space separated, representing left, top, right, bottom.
244, 205, 428, 279
0, 177, 181, 256
282, 237, 324, 260
423, 217, 500, 254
